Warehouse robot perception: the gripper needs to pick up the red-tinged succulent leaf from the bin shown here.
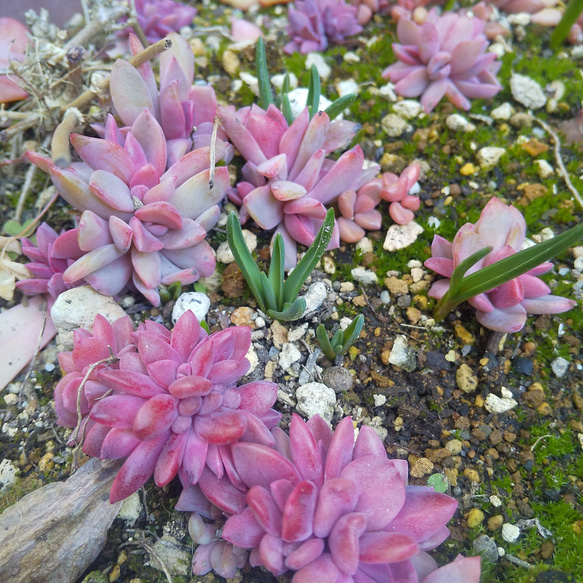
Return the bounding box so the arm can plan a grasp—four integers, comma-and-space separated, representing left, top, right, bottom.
285, 537, 325, 571
195, 410, 247, 444
353, 425, 387, 459
154, 431, 188, 486
219, 105, 268, 166
281, 480, 318, 542
168, 376, 212, 399
259, 533, 286, 575
269, 479, 294, 513
72, 337, 112, 371
223, 507, 266, 548
240, 411, 277, 447
108, 215, 133, 253
77, 211, 112, 252
421, 554, 481, 583
247, 485, 283, 536
232, 442, 301, 489
328, 512, 367, 575
133, 393, 178, 439
145, 359, 179, 388
163, 144, 223, 186
324, 416, 355, 480
237, 381, 278, 417
91, 394, 147, 428
359, 532, 418, 564
98, 369, 166, 398
313, 478, 359, 538
288, 111, 330, 180
110, 430, 171, 502
135, 202, 183, 230
180, 429, 209, 485
289, 414, 324, 487
71, 134, 134, 183
82, 421, 111, 457
199, 467, 247, 515
208, 360, 250, 384
306, 414, 333, 449
100, 427, 141, 459
158, 219, 206, 250
210, 326, 251, 362
136, 332, 181, 365
340, 456, 407, 531
292, 552, 342, 583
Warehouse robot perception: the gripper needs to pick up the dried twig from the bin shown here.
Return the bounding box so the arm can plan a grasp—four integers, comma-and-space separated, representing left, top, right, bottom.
533, 117, 583, 209
51, 108, 83, 167
208, 116, 220, 189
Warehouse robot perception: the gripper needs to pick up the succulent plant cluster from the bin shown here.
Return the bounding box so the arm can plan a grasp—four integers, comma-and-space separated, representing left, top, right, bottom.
179, 414, 481, 582
56, 310, 280, 503
26, 34, 229, 307
383, 8, 502, 112
425, 197, 576, 333
284, 0, 363, 54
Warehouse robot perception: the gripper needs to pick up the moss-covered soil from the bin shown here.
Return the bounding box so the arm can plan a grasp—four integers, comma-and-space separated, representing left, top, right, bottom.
1, 2, 582, 583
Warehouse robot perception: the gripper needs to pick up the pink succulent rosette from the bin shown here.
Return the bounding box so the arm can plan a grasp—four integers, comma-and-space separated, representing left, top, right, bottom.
130, 0, 196, 44
0, 17, 29, 103
15, 223, 83, 304
382, 9, 501, 113
425, 197, 577, 333
284, 0, 363, 54
222, 104, 378, 267
208, 413, 481, 582
78, 311, 280, 503
54, 314, 136, 432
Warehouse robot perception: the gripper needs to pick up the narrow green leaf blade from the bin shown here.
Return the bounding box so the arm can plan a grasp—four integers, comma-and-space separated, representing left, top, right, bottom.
267, 298, 306, 322
448, 246, 492, 297
306, 65, 321, 118
259, 271, 278, 313
226, 212, 267, 312
339, 314, 364, 356
282, 94, 294, 125
256, 38, 273, 110
551, 0, 583, 48
283, 208, 335, 305
325, 93, 358, 121
455, 224, 583, 304
316, 324, 336, 361
268, 234, 285, 310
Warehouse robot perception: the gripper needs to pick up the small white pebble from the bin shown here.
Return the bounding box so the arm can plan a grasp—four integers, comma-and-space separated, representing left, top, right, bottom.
502, 523, 521, 543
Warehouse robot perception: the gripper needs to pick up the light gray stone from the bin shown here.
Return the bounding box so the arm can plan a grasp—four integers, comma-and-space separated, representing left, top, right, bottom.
172, 292, 211, 324
351, 267, 378, 285
388, 335, 417, 372
478, 146, 506, 170
510, 73, 547, 109
491, 102, 513, 120
51, 286, 127, 351
148, 534, 190, 577
484, 391, 518, 414
393, 100, 422, 119
302, 281, 329, 317
473, 534, 499, 562
216, 229, 257, 264
279, 342, 302, 371
446, 114, 476, 132
306, 52, 331, 80
295, 382, 336, 421
381, 113, 411, 137
118, 492, 142, 526
501, 523, 521, 543
383, 222, 424, 252
0, 459, 18, 490
551, 356, 569, 378
287, 87, 332, 119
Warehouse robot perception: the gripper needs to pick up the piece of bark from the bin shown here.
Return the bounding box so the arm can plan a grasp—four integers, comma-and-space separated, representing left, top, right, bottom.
0, 458, 123, 583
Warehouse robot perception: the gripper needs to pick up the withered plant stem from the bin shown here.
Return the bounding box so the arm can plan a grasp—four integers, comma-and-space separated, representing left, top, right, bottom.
533, 117, 583, 209
129, 0, 150, 48
0, 115, 41, 142
62, 38, 173, 113
63, 46, 85, 103
51, 108, 82, 168
209, 116, 220, 189
15, 164, 37, 222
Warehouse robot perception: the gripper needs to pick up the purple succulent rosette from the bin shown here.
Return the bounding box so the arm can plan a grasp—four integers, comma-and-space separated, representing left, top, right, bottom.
130, 0, 196, 44
284, 0, 363, 54
382, 8, 502, 113
15, 222, 83, 303
425, 197, 577, 333
72, 311, 281, 503
203, 413, 481, 582
222, 104, 378, 268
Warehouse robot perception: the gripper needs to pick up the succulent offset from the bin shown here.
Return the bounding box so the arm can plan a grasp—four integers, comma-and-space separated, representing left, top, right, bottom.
383, 9, 502, 112
425, 197, 577, 333
214, 414, 481, 582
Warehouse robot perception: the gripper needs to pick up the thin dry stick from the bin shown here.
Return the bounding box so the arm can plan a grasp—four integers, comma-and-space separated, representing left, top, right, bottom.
0, 115, 42, 142
63, 38, 173, 113
128, 0, 150, 48
14, 163, 37, 223
533, 117, 583, 209
51, 108, 82, 167
208, 116, 220, 189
